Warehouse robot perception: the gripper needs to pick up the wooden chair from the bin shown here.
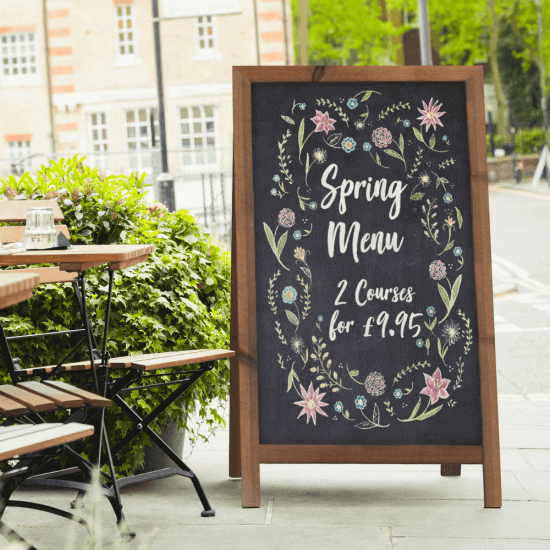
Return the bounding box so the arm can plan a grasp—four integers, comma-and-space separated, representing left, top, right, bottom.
1, 423, 95, 550
0, 248, 133, 537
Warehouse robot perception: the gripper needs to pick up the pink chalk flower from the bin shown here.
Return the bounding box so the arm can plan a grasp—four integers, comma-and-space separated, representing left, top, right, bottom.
311, 110, 336, 134
372, 127, 392, 148
294, 382, 329, 425
420, 368, 451, 404
278, 208, 295, 228
429, 259, 447, 280
417, 98, 446, 132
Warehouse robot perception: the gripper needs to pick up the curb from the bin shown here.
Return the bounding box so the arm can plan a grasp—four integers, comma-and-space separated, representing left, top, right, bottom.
493, 282, 518, 298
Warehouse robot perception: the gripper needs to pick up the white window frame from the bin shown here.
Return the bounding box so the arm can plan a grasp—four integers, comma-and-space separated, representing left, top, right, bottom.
178, 104, 219, 172
193, 16, 221, 60
6, 139, 33, 174
124, 107, 160, 173
114, 4, 142, 67
88, 112, 110, 171
0, 31, 41, 86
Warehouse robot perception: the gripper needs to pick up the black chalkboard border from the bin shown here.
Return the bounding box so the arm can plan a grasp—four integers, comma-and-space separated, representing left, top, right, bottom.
230, 65, 501, 510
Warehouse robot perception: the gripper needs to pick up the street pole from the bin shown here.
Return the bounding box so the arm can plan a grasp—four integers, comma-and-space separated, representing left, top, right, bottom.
296, 0, 310, 65
536, 0, 549, 145
417, 0, 432, 66
152, 0, 175, 211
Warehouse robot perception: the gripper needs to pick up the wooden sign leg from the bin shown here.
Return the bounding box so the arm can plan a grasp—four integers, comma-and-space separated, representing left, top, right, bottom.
229, 188, 241, 479
441, 464, 461, 476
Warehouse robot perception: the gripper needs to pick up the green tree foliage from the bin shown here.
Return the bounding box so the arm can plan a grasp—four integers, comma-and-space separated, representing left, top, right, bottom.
292, 0, 407, 66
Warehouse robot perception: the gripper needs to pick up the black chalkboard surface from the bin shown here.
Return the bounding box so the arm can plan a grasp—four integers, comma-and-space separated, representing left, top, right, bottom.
231, 66, 501, 510
252, 81, 480, 446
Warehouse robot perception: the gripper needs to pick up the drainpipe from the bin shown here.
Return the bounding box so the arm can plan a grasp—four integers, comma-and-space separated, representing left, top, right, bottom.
253, 0, 261, 65
41, 0, 56, 155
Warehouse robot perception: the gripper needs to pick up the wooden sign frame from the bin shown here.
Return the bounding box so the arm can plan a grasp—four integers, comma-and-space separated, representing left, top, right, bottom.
230, 65, 501, 509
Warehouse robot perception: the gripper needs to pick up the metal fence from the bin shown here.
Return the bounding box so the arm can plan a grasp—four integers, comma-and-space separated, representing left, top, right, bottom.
0, 147, 233, 247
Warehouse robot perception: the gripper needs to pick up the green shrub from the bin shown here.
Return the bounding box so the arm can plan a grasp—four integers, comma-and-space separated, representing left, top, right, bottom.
486, 126, 550, 157
0, 156, 231, 477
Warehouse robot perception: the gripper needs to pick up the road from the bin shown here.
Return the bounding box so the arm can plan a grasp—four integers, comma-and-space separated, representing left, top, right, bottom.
490, 185, 550, 397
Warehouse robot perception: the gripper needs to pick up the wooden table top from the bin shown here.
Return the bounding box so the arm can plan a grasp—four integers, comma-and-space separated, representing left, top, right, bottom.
0, 271, 41, 309
0, 244, 154, 265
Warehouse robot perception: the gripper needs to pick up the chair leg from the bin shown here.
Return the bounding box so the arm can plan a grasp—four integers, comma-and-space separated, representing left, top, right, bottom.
0, 520, 37, 550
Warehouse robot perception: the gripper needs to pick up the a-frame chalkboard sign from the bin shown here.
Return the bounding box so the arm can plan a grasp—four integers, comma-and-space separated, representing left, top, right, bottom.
230, 66, 501, 509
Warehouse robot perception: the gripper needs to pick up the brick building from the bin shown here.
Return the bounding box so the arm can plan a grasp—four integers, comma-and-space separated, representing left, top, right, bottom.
0, 0, 293, 225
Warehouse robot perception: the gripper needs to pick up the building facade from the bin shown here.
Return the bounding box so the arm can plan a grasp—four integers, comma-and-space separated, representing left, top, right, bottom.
0, 0, 293, 235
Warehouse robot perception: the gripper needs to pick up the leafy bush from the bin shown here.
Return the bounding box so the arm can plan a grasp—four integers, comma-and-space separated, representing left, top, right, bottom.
486, 126, 550, 157
0, 156, 231, 476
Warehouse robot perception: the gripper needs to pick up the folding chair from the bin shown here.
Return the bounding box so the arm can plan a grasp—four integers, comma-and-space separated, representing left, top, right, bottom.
1, 423, 95, 550
0, 217, 135, 539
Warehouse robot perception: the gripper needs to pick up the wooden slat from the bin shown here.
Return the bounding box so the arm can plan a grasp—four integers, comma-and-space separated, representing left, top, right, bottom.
130, 349, 235, 371
258, 445, 483, 464
21, 360, 93, 376
23, 267, 75, 284
41, 380, 111, 408
0, 423, 94, 461
59, 261, 108, 272
0, 244, 154, 267
109, 254, 149, 271
0, 288, 33, 310
0, 200, 64, 222
0, 394, 28, 416
0, 224, 70, 244
109, 351, 197, 369
0, 385, 55, 412
17, 381, 83, 408
0, 272, 40, 309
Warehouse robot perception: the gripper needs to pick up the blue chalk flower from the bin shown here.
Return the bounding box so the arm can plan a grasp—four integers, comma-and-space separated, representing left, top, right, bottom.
363, 142, 372, 151
318, 315, 324, 322
341, 137, 356, 153
270, 188, 277, 196
355, 395, 367, 410
403, 120, 410, 127
443, 135, 448, 141
416, 339, 423, 348
273, 174, 280, 182
282, 286, 298, 304
309, 201, 317, 210
299, 103, 306, 110
293, 230, 302, 240
454, 247, 463, 256
394, 389, 403, 399
443, 193, 453, 204
334, 401, 344, 412
347, 98, 359, 109
426, 306, 436, 317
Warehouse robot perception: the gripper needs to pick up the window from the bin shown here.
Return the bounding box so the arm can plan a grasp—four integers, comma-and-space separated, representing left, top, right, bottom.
1, 32, 37, 77
88, 112, 109, 170
179, 105, 217, 166
125, 107, 159, 171
195, 16, 216, 55
7, 140, 33, 174
116, 5, 135, 57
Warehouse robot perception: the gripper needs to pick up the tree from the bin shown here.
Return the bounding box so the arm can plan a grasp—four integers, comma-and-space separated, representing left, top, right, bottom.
292, 0, 408, 66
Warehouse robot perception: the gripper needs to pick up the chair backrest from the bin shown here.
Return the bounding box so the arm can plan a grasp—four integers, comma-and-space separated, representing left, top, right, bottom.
0, 200, 74, 284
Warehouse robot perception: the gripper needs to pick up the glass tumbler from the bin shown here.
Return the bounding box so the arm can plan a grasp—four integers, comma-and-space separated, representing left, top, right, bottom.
23, 207, 59, 249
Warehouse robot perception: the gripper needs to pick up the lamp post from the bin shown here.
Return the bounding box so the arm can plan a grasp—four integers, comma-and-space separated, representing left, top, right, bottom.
417, 0, 432, 66
152, 0, 175, 210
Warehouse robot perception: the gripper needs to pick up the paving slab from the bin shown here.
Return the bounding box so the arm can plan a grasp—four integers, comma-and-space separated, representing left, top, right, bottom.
519, 449, 550, 471
514, 471, 550, 502
392, 537, 550, 549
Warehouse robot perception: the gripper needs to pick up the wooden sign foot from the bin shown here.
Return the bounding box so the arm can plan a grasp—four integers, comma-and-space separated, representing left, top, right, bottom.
441, 464, 461, 476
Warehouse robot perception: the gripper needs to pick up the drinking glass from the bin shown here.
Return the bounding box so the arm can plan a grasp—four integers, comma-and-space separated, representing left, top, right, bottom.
23, 207, 58, 249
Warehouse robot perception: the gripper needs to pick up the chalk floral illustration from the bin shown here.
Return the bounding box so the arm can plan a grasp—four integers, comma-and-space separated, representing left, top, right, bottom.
426, 306, 436, 317
334, 401, 344, 412
282, 286, 298, 304
355, 395, 367, 409
443, 193, 453, 204
294, 382, 329, 425
417, 98, 446, 131
442, 320, 461, 345
341, 137, 356, 153
311, 110, 336, 134
394, 389, 403, 399
372, 127, 392, 148
363, 142, 372, 151
429, 260, 447, 281
420, 368, 451, 404
365, 372, 386, 396
347, 98, 359, 109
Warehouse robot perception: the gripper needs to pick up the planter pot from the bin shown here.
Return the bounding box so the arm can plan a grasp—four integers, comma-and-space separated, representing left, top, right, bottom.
142, 420, 185, 473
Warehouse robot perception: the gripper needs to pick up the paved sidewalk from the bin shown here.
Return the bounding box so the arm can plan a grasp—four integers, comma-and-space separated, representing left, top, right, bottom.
5, 395, 550, 550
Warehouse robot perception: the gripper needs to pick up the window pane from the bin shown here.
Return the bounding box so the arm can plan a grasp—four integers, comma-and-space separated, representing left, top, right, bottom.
199, 27, 204, 36
206, 121, 215, 132
208, 39, 213, 48
128, 32, 133, 41
127, 20, 132, 28
194, 138, 203, 148
120, 45, 125, 54
94, 144, 100, 151
192, 107, 201, 118
91, 114, 97, 125
140, 141, 149, 149
128, 142, 137, 150
207, 16, 212, 22
181, 122, 189, 134
204, 106, 213, 117
127, 127, 136, 138
128, 44, 134, 54
92, 129, 98, 140
126, 110, 135, 123
194, 122, 202, 133
117, 7, 122, 16
139, 125, 147, 136
198, 16, 203, 23
100, 113, 106, 124
102, 129, 107, 139
126, 6, 131, 15
182, 138, 190, 148
199, 39, 204, 49
206, 137, 215, 147
138, 109, 147, 122
119, 33, 125, 42
30, 66, 35, 73
118, 20, 123, 29
22, 67, 27, 74
207, 26, 213, 36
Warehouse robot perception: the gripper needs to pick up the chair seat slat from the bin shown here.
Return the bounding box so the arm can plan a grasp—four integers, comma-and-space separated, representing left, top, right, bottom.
130, 349, 235, 371
41, 380, 111, 408
17, 381, 83, 408
0, 423, 94, 461
0, 385, 55, 412
0, 394, 28, 416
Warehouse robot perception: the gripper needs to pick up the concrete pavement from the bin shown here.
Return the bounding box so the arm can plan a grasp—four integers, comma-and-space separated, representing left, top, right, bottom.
5, 395, 550, 550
